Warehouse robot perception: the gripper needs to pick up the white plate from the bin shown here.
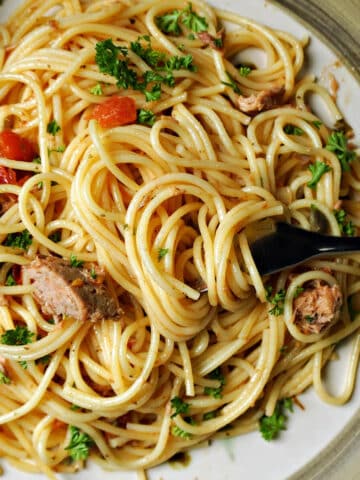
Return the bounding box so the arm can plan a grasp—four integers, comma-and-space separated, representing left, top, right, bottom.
0, 0, 359, 479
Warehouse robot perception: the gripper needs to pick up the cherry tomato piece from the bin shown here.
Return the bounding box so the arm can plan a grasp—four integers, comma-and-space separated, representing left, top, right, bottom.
0, 130, 35, 162
90, 96, 137, 128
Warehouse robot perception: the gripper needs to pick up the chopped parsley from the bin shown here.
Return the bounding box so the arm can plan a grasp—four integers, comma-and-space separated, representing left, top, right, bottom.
334, 209, 355, 236
1, 325, 35, 345
204, 367, 225, 399
47, 120, 61, 136
49, 231, 61, 243
221, 71, 241, 94
36, 354, 51, 365
305, 315, 315, 323
137, 109, 156, 126
156, 9, 182, 35
156, 3, 208, 36
307, 161, 331, 189
171, 425, 192, 439
90, 267, 97, 280
203, 410, 218, 420
4, 230, 32, 250
95, 37, 196, 101
265, 286, 286, 316
65, 426, 94, 461
5, 273, 17, 286
70, 254, 84, 268
312, 120, 322, 129
158, 247, 169, 260
90, 83, 103, 95
181, 3, 208, 33
238, 64, 252, 77
326, 131, 356, 172
19, 360, 28, 369
171, 396, 191, 418
294, 286, 304, 298
0, 371, 10, 384
284, 124, 304, 136
259, 398, 294, 441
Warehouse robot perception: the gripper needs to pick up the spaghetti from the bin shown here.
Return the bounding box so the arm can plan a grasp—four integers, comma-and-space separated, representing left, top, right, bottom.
0, 0, 359, 478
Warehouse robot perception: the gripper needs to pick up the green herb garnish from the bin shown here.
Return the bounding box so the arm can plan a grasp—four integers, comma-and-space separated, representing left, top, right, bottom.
70, 254, 84, 268
65, 426, 94, 461
334, 209, 355, 236
171, 396, 191, 418
266, 286, 286, 316
204, 367, 225, 399
137, 109, 156, 126
238, 64, 252, 77
4, 230, 32, 250
307, 161, 331, 189
1, 325, 35, 345
171, 425, 192, 439
156, 3, 208, 36
326, 131, 356, 172
47, 120, 61, 136
284, 124, 303, 136
90, 83, 103, 95
221, 71, 241, 94
0, 370, 10, 384
259, 398, 294, 441
158, 247, 169, 260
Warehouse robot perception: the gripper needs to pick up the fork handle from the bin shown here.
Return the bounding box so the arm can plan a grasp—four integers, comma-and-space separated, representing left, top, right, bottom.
277, 222, 360, 254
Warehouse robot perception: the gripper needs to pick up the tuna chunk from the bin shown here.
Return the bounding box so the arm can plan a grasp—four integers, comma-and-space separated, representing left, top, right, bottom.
293, 280, 342, 334
22, 256, 122, 322
237, 86, 284, 114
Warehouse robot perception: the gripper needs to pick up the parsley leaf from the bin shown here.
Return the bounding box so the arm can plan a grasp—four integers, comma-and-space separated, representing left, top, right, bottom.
145, 83, 162, 102
238, 64, 252, 77
259, 398, 294, 441
1, 325, 35, 345
156, 3, 208, 36
203, 410, 218, 420
130, 36, 166, 68
221, 71, 241, 94
171, 396, 191, 418
171, 425, 192, 439
5, 273, 17, 286
204, 367, 225, 399
90, 83, 103, 95
156, 9, 182, 35
0, 371, 11, 384
326, 131, 356, 172
4, 230, 32, 250
158, 247, 169, 260
181, 3, 208, 33
47, 120, 61, 136
165, 54, 197, 72
65, 426, 94, 461
266, 286, 286, 316
70, 254, 84, 268
137, 109, 156, 126
294, 286, 304, 298
307, 161, 331, 189
284, 124, 303, 136
334, 209, 355, 236
312, 120, 322, 129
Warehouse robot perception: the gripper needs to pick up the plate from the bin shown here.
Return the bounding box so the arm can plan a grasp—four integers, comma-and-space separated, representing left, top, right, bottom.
0, 0, 359, 479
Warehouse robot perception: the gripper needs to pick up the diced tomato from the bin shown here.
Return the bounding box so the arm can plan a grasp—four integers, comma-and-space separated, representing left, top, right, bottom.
0, 165, 16, 184
90, 96, 137, 128
0, 130, 35, 162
